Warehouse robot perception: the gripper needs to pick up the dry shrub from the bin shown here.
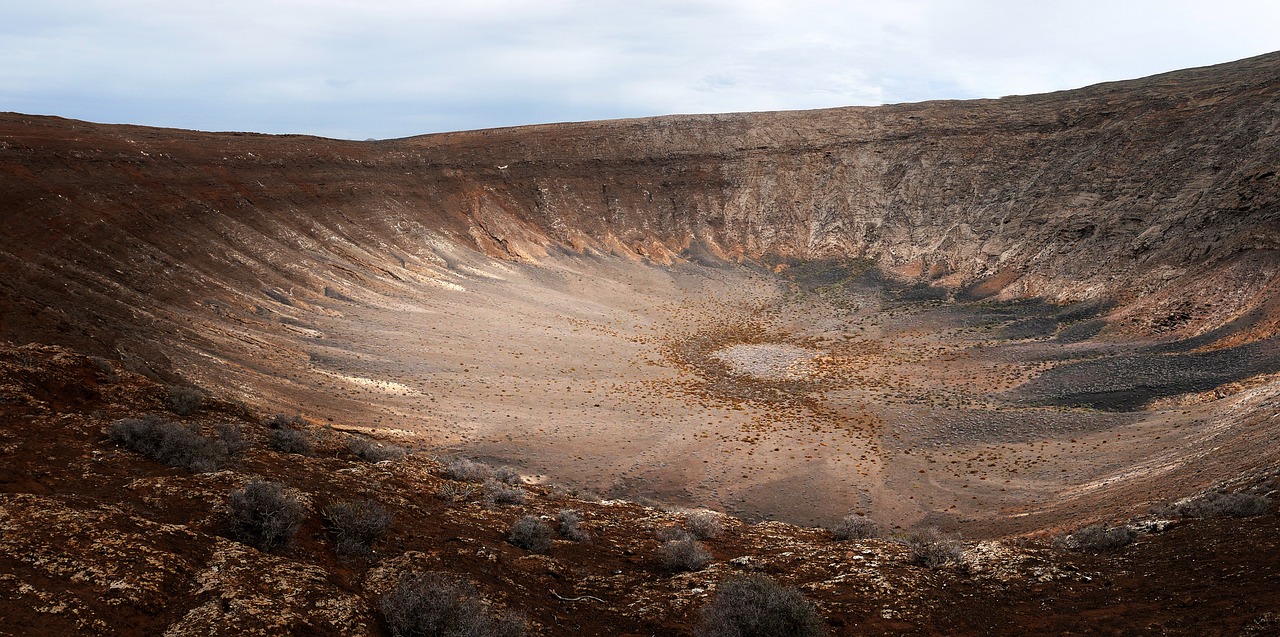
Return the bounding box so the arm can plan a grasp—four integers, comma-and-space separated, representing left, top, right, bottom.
831, 514, 879, 541
685, 510, 723, 540
556, 509, 590, 542
435, 482, 479, 502
323, 499, 391, 555
657, 537, 711, 573
109, 415, 228, 472
381, 572, 526, 637
228, 479, 305, 552
508, 515, 553, 553
347, 435, 406, 463
1055, 524, 1135, 552
440, 457, 491, 482
266, 413, 305, 429
165, 385, 205, 416
268, 427, 315, 456
484, 478, 526, 506
1170, 491, 1270, 519
696, 575, 826, 637
899, 528, 964, 568
492, 465, 522, 485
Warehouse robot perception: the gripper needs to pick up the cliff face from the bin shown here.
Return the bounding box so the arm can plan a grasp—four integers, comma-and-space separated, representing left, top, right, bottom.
3, 54, 1279, 335
405, 52, 1280, 299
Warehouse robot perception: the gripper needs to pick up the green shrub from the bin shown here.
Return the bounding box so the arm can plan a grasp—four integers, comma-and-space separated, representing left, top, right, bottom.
227, 480, 305, 551
696, 575, 826, 637
381, 572, 526, 637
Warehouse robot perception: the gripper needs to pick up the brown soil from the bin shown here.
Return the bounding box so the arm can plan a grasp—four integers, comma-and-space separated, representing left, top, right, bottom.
1, 51, 1279, 634
1, 343, 1278, 636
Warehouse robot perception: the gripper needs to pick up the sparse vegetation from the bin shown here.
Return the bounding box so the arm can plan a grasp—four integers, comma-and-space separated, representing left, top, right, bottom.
657, 537, 712, 573
696, 575, 826, 637
227, 479, 305, 552
1055, 523, 1135, 552
381, 572, 526, 637
323, 499, 391, 555
1165, 490, 1271, 519
268, 427, 315, 456
88, 356, 118, 382
556, 509, 590, 542
899, 528, 964, 568
214, 422, 249, 454
165, 385, 205, 416
685, 510, 723, 540
492, 465, 521, 485
831, 514, 879, 541
484, 478, 527, 506
435, 482, 478, 502
508, 515, 553, 553
347, 435, 406, 463
656, 525, 692, 542
108, 414, 229, 472
266, 413, 305, 429
441, 457, 491, 482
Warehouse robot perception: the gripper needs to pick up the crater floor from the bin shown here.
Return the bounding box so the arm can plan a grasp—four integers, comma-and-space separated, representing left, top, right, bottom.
204, 251, 1280, 537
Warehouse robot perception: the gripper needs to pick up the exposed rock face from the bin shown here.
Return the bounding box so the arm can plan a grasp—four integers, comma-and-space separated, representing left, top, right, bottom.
1, 53, 1278, 359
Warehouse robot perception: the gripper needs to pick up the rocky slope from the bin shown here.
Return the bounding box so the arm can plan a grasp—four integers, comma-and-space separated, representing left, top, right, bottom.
2, 52, 1279, 362
0, 343, 1276, 636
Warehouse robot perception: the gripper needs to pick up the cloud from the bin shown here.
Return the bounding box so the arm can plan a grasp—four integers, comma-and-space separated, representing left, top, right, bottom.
1, 0, 1277, 138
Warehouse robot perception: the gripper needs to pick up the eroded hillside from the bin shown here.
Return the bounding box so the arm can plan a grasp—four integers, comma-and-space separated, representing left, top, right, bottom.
1, 51, 1279, 634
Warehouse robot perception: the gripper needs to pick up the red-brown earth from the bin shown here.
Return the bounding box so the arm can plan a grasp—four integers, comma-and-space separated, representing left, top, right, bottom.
1, 52, 1280, 634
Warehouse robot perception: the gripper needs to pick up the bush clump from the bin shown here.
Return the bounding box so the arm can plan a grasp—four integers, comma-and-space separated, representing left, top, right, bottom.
899, 528, 964, 568
323, 499, 391, 555
165, 385, 205, 416
214, 422, 250, 454
831, 514, 879, 541
347, 435, 407, 463
268, 427, 315, 456
657, 537, 712, 573
1055, 524, 1135, 552
1169, 490, 1270, 519
266, 413, 305, 429
696, 575, 826, 637
381, 572, 526, 637
491, 465, 522, 485
435, 482, 478, 502
441, 457, 491, 482
685, 510, 723, 540
109, 415, 229, 472
484, 478, 527, 506
556, 509, 590, 542
227, 479, 305, 551
508, 515, 553, 553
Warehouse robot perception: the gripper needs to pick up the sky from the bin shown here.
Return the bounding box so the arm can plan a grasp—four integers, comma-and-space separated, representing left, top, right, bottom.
2, 1, 1279, 140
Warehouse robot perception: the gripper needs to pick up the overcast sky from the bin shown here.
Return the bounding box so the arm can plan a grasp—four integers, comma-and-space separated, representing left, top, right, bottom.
3, 1, 1278, 140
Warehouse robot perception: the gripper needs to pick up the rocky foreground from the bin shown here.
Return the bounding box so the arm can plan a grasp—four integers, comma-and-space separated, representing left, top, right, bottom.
1, 342, 1276, 636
